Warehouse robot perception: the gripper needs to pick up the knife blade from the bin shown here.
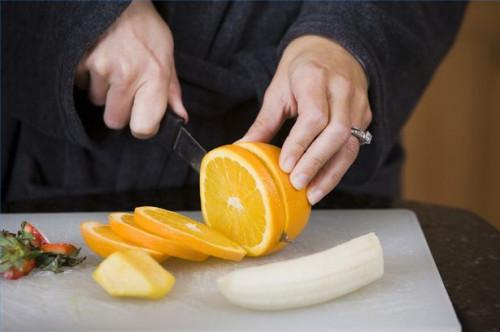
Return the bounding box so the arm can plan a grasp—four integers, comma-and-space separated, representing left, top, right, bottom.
163, 112, 207, 173
173, 125, 207, 173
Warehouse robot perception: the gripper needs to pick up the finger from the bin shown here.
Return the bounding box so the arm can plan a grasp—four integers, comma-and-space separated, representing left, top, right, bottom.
289, 88, 352, 191
240, 87, 291, 143
88, 71, 109, 106
167, 66, 189, 122
280, 76, 329, 177
103, 83, 136, 129
306, 136, 360, 205
350, 89, 372, 130
75, 58, 90, 90
129, 78, 168, 139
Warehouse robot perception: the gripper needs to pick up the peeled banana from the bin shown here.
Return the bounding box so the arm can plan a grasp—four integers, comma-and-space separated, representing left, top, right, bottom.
217, 232, 383, 310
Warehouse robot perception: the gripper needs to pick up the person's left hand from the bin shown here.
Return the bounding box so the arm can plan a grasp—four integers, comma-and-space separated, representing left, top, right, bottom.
240, 35, 372, 205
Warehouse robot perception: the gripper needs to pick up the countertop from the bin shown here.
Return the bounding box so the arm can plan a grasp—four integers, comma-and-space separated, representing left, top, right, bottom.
3, 188, 499, 331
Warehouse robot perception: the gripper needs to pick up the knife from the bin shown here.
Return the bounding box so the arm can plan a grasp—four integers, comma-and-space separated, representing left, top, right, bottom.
162, 112, 207, 173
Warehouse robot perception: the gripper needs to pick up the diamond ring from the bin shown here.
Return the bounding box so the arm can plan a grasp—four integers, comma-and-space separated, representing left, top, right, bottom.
351, 127, 372, 145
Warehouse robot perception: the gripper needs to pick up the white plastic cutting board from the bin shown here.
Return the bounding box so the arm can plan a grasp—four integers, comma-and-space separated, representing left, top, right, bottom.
1, 210, 460, 331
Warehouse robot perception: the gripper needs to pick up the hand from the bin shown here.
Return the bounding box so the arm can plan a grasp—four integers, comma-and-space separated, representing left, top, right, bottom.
75, 0, 187, 139
241, 35, 372, 205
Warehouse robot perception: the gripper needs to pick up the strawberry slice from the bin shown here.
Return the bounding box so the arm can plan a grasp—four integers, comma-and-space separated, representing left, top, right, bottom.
21, 221, 49, 248
38, 243, 85, 273
41, 243, 77, 256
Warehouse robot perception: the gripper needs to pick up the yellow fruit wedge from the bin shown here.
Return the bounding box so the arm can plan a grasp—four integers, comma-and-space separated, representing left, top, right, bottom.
109, 213, 208, 262
134, 206, 246, 261
80, 221, 168, 262
93, 249, 175, 300
200, 144, 286, 256
236, 142, 311, 251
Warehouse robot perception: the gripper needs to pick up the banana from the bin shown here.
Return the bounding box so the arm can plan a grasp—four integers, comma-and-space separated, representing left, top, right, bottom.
217, 232, 384, 310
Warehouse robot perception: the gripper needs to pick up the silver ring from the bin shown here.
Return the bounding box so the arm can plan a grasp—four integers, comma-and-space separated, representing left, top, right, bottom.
351, 127, 372, 145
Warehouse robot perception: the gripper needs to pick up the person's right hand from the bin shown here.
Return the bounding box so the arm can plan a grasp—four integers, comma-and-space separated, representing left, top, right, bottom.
75, 0, 187, 139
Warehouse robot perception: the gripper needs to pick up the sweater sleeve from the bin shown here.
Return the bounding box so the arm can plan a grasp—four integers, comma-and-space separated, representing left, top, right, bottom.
278, 2, 467, 184
2, 2, 130, 149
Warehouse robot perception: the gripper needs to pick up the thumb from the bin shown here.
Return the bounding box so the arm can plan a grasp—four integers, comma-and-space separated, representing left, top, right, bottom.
240, 89, 289, 143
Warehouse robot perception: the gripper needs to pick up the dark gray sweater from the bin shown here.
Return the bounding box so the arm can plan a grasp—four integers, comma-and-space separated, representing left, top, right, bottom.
1, 1, 466, 206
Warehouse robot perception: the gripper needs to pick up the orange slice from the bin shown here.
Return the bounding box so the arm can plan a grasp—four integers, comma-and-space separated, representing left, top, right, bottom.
236, 142, 311, 251
80, 221, 168, 262
134, 206, 246, 261
109, 213, 208, 262
199, 144, 286, 256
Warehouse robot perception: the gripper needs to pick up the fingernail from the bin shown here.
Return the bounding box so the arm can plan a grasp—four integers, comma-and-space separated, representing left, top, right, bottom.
280, 157, 294, 173
307, 188, 324, 205
291, 173, 309, 190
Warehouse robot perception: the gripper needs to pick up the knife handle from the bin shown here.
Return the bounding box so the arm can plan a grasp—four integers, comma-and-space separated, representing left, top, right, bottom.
151, 110, 185, 151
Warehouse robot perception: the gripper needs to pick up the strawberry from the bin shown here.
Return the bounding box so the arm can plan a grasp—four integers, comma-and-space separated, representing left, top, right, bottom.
2, 259, 36, 280
0, 230, 39, 280
21, 221, 49, 248
40, 243, 77, 255
1, 222, 86, 279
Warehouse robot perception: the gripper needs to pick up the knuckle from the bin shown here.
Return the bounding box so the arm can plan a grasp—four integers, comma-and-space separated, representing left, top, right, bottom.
328, 172, 342, 188
147, 60, 169, 80
304, 109, 328, 129
297, 81, 317, 98
262, 88, 281, 109
292, 66, 327, 92
87, 55, 108, 76
114, 61, 135, 84
277, 93, 296, 118
364, 108, 373, 127
289, 140, 308, 154
330, 75, 353, 94
302, 61, 329, 79
317, 173, 341, 194
251, 118, 273, 136
308, 155, 326, 171
329, 123, 351, 143
262, 86, 277, 103
354, 87, 368, 100
306, 67, 328, 86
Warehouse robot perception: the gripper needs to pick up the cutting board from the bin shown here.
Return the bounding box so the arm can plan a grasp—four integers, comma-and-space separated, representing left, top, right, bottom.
1, 210, 460, 331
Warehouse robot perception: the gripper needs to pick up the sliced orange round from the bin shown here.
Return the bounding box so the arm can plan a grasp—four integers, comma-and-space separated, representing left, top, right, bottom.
109, 212, 208, 262
134, 207, 246, 261
80, 221, 168, 262
200, 144, 286, 256
236, 142, 311, 251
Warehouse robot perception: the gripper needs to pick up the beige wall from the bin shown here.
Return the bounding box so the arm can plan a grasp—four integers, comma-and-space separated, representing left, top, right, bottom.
403, 3, 500, 229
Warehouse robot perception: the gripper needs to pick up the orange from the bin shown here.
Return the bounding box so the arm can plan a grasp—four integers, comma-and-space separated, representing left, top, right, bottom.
236, 142, 311, 251
109, 213, 208, 262
199, 144, 286, 256
134, 206, 246, 261
80, 221, 168, 262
